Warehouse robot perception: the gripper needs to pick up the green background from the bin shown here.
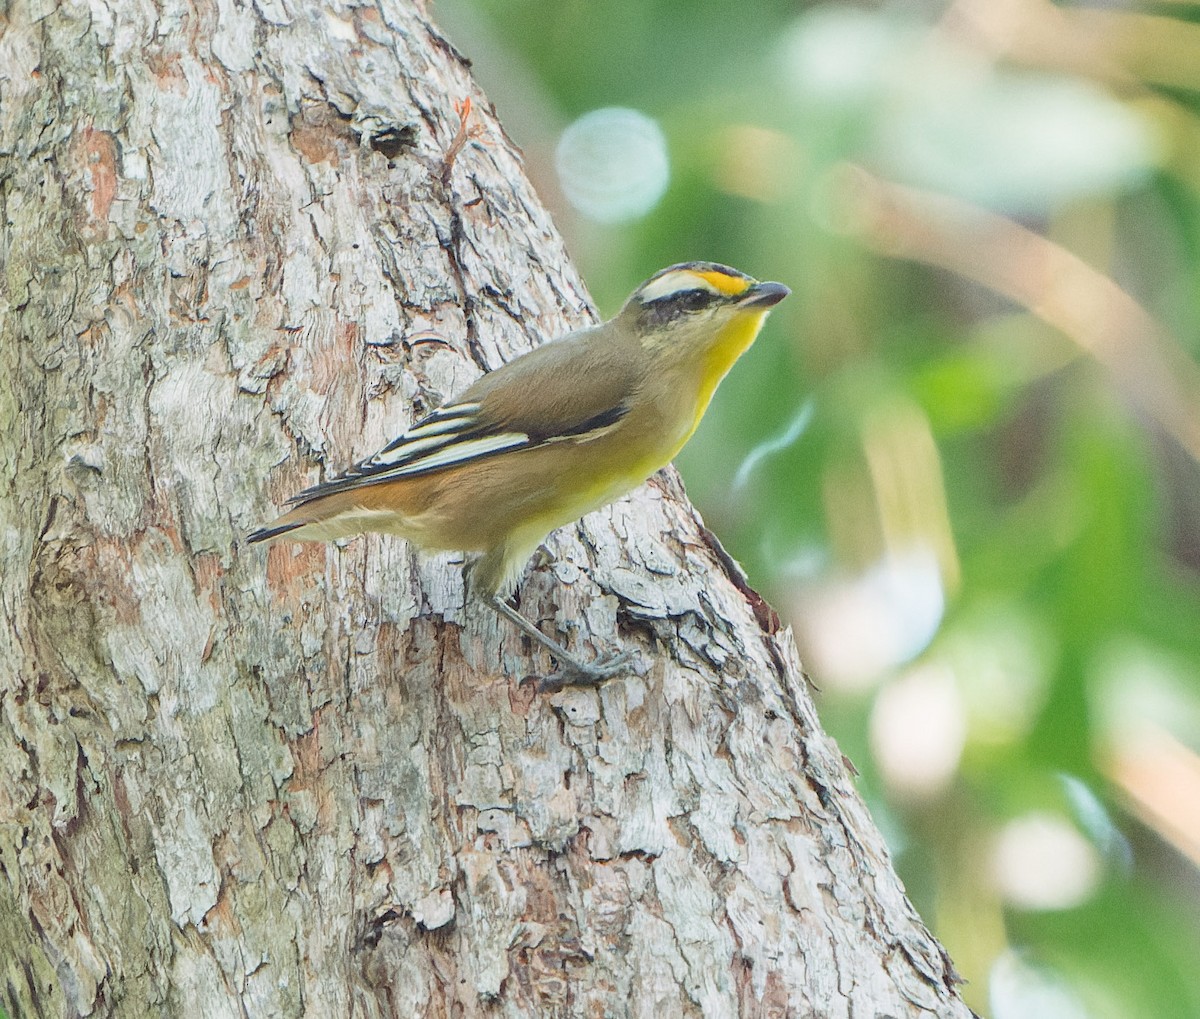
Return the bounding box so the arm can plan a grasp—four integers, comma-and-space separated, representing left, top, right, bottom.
442, 1, 1200, 1016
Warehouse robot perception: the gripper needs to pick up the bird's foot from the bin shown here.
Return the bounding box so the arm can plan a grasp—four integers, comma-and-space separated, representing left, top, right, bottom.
522, 648, 636, 693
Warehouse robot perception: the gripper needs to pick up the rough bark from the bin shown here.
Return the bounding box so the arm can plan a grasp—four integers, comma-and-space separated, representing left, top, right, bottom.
0, 2, 975, 1017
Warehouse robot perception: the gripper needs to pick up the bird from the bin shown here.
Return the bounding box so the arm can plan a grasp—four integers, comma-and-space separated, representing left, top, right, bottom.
248, 262, 789, 688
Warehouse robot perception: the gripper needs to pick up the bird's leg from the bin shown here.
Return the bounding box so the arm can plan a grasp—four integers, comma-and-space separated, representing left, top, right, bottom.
487, 595, 632, 691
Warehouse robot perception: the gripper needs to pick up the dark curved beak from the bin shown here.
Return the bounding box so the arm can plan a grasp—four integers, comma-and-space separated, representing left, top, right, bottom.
740, 281, 790, 309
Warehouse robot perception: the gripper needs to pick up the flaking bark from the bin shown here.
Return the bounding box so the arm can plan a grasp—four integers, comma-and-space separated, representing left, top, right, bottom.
0, 2, 976, 1016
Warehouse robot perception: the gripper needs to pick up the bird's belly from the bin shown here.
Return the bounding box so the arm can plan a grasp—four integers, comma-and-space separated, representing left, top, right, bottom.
415, 431, 677, 555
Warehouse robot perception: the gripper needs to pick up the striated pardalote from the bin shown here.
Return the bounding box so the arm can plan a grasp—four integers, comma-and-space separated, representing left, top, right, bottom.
248, 262, 789, 687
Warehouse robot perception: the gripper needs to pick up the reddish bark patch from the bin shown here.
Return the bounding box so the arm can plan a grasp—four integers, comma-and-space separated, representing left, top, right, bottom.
80, 127, 117, 226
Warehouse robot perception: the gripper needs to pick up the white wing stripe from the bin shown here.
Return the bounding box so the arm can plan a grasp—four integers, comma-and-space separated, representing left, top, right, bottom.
542, 419, 622, 445
397, 416, 473, 442
426, 401, 481, 421
369, 432, 460, 466
390, 433, 529, 476
370, 403, 485, 465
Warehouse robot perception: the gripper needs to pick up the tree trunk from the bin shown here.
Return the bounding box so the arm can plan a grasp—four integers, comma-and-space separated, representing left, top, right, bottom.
0, 2, 975, 1016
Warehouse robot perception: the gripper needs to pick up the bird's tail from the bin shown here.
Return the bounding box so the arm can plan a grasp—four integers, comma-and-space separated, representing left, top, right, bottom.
245, 484, 420, 546
245, 516, 308, 545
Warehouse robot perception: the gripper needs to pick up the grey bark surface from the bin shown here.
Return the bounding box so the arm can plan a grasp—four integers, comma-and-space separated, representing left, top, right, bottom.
0, 2, 975, 1017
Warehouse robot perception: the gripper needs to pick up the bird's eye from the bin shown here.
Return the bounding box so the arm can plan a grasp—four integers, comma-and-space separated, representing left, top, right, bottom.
637, 284, 721, 326
656, 288, 718, 313
677, 289, 717, 309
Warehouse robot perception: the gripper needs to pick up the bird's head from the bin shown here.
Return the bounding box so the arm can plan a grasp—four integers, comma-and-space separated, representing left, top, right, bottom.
621, 262, 789, 358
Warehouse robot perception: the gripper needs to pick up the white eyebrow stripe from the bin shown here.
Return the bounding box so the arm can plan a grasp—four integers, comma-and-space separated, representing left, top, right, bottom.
638, 270, 721, 302
388, 432, 529, 475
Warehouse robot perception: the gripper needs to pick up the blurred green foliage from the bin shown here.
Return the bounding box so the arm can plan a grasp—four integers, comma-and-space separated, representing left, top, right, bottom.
443, 1, 1200, 1015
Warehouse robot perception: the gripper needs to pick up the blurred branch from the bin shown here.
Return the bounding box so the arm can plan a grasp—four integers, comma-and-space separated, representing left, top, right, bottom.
831, 165, 1200, 465
1106, 723, 1200, 869
948, 0, 1200, 93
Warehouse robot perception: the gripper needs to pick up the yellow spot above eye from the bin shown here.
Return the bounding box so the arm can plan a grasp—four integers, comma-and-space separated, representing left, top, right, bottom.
637, 266, 757, 302
692, 270, 752, 296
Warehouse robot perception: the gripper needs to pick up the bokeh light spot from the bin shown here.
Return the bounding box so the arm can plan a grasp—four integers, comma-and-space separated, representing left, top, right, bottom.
870, 663, 967, 799
555, 107, 670, 224
990, 951, 1094, 1019
991, 813, 1101, 911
